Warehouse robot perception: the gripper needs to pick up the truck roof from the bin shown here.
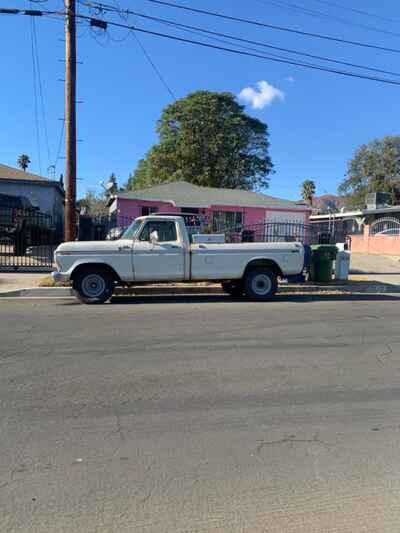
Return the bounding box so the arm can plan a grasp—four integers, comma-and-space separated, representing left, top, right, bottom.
135, 215, 185, 222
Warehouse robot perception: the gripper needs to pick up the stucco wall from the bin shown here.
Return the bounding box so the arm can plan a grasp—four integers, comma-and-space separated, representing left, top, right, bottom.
351, 226, 400, 255
115, 198, 177, 224
114, 197, 309, 226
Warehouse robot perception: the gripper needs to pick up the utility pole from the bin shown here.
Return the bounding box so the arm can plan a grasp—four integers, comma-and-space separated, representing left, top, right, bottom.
64, 0, 77, 241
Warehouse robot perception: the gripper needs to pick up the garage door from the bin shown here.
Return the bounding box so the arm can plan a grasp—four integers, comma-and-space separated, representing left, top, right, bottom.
266, 211, 306, 224
265, 211, 306, 242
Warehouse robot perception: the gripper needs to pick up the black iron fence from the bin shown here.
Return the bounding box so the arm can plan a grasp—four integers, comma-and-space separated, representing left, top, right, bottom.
78, 214, 134, 241
0, 207, 62, 270
0, 209, 363, 271
222, 222, 309, 244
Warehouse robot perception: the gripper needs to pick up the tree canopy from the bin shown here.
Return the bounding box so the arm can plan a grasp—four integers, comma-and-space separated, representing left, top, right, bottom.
17, 154, 31, 172
78, 190, 108, 216
338, 136, 400, 208
79, 174, 119, 216
126, 91, 273, 191
300, 179, 316, 206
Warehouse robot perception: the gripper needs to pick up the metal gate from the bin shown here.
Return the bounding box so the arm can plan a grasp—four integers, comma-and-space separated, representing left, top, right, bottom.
224, 222, 313, 244
370, 217, 400, 236
0, 208, 61, 270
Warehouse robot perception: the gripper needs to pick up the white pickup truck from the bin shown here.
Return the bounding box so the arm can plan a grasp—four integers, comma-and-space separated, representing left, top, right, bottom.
52, 215, 305, 304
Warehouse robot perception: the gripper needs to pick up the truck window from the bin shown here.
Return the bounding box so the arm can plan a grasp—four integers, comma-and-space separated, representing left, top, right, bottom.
139, 221, 178, 242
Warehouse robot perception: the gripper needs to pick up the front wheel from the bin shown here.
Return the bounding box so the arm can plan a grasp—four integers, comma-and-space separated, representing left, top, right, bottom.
243, 267, 277, 300
73, 269, 114, 304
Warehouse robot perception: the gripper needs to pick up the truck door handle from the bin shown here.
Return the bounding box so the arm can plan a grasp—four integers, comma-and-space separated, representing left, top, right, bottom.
170, 245, 180, 249
118, 245, 130, 251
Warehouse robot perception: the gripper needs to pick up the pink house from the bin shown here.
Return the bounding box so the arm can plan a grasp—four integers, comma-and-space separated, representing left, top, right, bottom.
108, 181, 310, 229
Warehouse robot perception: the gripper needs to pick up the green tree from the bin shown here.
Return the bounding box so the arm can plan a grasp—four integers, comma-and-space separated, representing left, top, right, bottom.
78, 190, 108, 216
17, 154, 31, 172
126, 91, 273, 191
300, 179, 316, 206
338, 136, 400, 208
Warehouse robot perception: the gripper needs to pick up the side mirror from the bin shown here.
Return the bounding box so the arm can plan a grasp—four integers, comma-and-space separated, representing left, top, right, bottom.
149, 230, 159, 245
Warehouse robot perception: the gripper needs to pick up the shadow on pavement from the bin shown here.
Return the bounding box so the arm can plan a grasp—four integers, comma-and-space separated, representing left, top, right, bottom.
57, 292, 400, 306
351, 270, 399, 275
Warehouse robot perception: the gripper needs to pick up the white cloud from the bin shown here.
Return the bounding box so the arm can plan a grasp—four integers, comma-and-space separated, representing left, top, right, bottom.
238, 80, 285, 110
287, 76, 295, 83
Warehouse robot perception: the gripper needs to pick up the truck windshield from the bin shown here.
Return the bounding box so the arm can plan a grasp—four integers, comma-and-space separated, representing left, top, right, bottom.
121, 219, 142, 239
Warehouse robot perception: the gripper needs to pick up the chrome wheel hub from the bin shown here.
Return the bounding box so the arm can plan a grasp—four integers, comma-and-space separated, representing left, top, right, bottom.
82, 274, 106, 298
251, 274, 272, 296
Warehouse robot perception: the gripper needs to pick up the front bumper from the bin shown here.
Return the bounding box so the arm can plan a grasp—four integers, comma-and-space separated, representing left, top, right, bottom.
51, 271, 70, 283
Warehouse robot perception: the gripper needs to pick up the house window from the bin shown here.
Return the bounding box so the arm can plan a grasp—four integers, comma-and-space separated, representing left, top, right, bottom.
141, 206, 159, 216
213, 211, 243, 231
181, 207, 199, 214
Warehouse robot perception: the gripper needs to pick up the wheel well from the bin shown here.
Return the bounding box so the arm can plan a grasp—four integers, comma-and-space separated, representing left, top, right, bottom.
244, 259, 283, 279
71, 263, 121, 283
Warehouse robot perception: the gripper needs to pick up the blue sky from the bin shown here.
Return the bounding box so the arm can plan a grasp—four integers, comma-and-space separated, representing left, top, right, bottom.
1, 0, 399, 200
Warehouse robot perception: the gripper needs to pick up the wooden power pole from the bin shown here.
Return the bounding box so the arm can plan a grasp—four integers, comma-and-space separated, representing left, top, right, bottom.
64, 0, 77, 241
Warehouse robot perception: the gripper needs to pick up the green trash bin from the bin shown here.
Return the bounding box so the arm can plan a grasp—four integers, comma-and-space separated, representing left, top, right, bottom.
310, 245, 338, 282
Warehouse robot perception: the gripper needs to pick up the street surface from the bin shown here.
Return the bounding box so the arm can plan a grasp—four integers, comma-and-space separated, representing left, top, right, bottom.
1, 294, 400, 532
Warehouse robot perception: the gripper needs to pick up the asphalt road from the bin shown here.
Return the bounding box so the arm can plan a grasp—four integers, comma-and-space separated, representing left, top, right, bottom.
2, 293, 400, 532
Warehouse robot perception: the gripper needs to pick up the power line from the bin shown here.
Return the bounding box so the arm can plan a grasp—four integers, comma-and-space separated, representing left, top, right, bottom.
132, 32, 176, 100
29, 15, 42, 175
311, 0, 399, 24
151, 16, 310, 64
31, 14, 51, 164
80, 2, 176, 100
254, 0, 400, 38
78, 1, 400, 78
75, 14, 400, 86
54, 119, 65, 169
4, 7, 400, 87
143, 0, 400, 55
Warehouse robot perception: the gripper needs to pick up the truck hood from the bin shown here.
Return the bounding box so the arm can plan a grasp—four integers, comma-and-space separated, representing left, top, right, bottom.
55, 239, 131, 253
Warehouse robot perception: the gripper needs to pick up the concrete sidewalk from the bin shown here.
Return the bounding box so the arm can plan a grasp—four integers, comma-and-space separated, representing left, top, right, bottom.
350, 253, 400, 286
1, 253, 400, 298
0, 273, 44, 292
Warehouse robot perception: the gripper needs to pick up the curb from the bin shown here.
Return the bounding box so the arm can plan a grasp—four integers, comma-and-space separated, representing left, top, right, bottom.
0, 282, 399, 299
0, 287, 73, 298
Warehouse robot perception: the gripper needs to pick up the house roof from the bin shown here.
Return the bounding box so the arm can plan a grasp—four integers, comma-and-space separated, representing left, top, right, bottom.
116, 181, 308, 210
309, 204, 400, 221
0, 163, 48, 182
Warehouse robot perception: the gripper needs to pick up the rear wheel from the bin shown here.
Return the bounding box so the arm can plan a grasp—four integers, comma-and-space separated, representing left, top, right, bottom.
243, 267, 277, 300
73, 268, 114, 304
221, 280, 244, 297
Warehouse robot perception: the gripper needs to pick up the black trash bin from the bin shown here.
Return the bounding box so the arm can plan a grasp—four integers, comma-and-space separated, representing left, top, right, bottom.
310, 245, 338, 282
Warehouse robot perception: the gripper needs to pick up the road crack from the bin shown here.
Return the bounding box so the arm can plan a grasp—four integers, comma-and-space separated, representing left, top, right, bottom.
376, 343, 393, 365
256, 432, 326, 454
112, 411, 125, 441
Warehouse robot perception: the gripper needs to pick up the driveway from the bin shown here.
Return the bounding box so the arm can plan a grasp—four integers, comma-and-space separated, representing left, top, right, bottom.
1, 295, 400, 532
350, 252, 400, 286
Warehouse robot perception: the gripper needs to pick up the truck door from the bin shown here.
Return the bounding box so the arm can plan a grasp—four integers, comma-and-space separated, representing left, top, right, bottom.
133, 220, 185, 281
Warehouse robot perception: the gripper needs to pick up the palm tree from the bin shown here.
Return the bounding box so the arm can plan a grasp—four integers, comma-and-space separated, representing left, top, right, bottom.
300, 179, 316, 206
17, 154, 31, 172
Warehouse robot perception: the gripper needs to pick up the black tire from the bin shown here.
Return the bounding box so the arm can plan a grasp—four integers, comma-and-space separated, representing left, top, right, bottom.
221, 280, 244, 297
73, 268, 114, 304
243, 267, 277, 300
